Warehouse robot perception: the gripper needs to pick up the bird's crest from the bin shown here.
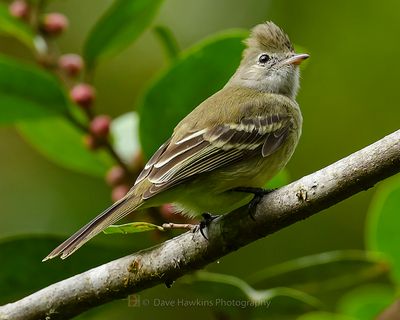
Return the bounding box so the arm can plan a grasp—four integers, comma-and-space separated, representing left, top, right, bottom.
245, 21, 294, 53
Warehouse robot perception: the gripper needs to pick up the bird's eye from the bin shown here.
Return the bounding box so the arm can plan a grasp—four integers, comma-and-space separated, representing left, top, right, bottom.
258, 54, 270, 64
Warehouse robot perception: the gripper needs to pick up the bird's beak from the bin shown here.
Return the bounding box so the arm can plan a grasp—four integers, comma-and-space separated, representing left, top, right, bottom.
282, 53, 309, 66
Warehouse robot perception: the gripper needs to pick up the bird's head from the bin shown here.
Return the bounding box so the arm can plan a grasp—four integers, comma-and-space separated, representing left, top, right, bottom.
228, 22, 309, 99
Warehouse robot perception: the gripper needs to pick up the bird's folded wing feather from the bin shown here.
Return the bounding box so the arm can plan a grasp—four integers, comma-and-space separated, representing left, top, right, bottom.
135, 114, 292, 199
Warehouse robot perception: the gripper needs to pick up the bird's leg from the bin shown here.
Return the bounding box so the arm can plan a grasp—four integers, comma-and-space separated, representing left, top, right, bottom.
196, 212, 218, 240
232, 187, 276, 220
165, 279, 174, 288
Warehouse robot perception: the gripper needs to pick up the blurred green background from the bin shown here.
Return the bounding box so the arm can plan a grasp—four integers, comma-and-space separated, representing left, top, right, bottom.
0, 0, 399, 319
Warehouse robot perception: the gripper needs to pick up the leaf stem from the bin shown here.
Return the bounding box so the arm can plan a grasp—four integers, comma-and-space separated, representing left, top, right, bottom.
64, 111, 87, 133
103, 140, 131, 174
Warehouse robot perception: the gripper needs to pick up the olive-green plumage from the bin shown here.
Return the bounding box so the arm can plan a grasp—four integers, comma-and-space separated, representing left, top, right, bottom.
44, 22, 308, 260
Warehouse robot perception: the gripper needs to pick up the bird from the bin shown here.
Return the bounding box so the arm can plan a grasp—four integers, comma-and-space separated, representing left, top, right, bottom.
43, 21, 308, 261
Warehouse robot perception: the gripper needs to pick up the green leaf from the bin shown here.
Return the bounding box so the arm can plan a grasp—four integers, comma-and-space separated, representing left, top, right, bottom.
0, 3, 35, 50
84, 0, 164, 69
17, 116, 113, 177
0, 55, 68, 124
138, 30, 247, 158
366, 177, 400, 283
110, 111, 141, 165
248, 250, 390, 296
0, 235, 134, 304
103, 222, 164, 234
153, 25, 180, 62
337, 284, 394, 320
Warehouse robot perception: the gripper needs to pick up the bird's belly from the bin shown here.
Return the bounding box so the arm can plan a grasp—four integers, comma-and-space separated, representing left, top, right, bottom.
172, 138, 297, 218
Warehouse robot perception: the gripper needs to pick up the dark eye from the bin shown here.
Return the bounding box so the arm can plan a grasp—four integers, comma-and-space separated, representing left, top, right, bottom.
258, 54, 270, 64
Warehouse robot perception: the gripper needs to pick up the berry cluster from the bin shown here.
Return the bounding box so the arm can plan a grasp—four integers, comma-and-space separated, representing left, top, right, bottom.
9, 0, 132, 201
8, 0, 193, 226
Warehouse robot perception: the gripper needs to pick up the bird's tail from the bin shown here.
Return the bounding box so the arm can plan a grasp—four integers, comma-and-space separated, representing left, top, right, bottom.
43, 190, 143, 261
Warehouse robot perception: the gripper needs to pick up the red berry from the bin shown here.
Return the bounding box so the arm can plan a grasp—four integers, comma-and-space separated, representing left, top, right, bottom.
70, 83, 95, 108
58, 54, 84, 76
90, 115, 111, 138
112, 184, 130, 202
159, 204, 176, 219
41, 13, 69, 36
9, 0, 29, 19
106, 166, 126, 186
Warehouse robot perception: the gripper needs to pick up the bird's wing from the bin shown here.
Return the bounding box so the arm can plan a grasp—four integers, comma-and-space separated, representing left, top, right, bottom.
135, 114, 292, 199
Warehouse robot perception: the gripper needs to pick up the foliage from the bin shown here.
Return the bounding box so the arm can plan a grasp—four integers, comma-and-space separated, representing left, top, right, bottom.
138, 29, 247, 157
84, 0, 164, 70
0, 54, 68, 123
103, 221, 164, 234
0, 235, 134, 304
0, 3, 35, 49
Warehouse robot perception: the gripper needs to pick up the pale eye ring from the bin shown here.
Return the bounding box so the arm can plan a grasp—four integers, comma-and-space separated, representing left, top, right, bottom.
258, 53, 270, 64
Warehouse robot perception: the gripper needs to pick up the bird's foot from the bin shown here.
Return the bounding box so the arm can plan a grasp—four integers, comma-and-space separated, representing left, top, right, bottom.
165, 279, 174, 288
232, 187, 276, 220
193, 213, 218, 240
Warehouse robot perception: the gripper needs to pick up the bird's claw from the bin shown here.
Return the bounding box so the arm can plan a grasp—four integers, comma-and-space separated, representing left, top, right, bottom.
232, 187, 276, 220
194, 212, 218, 240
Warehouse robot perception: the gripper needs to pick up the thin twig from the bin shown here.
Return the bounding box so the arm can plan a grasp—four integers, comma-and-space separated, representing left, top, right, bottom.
162, 222, 196, 230
64, 111, 87, 133
103, 140, 131, 173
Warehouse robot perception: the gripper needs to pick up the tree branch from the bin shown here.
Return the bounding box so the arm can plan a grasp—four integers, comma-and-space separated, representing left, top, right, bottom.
1, 129, 399, 320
